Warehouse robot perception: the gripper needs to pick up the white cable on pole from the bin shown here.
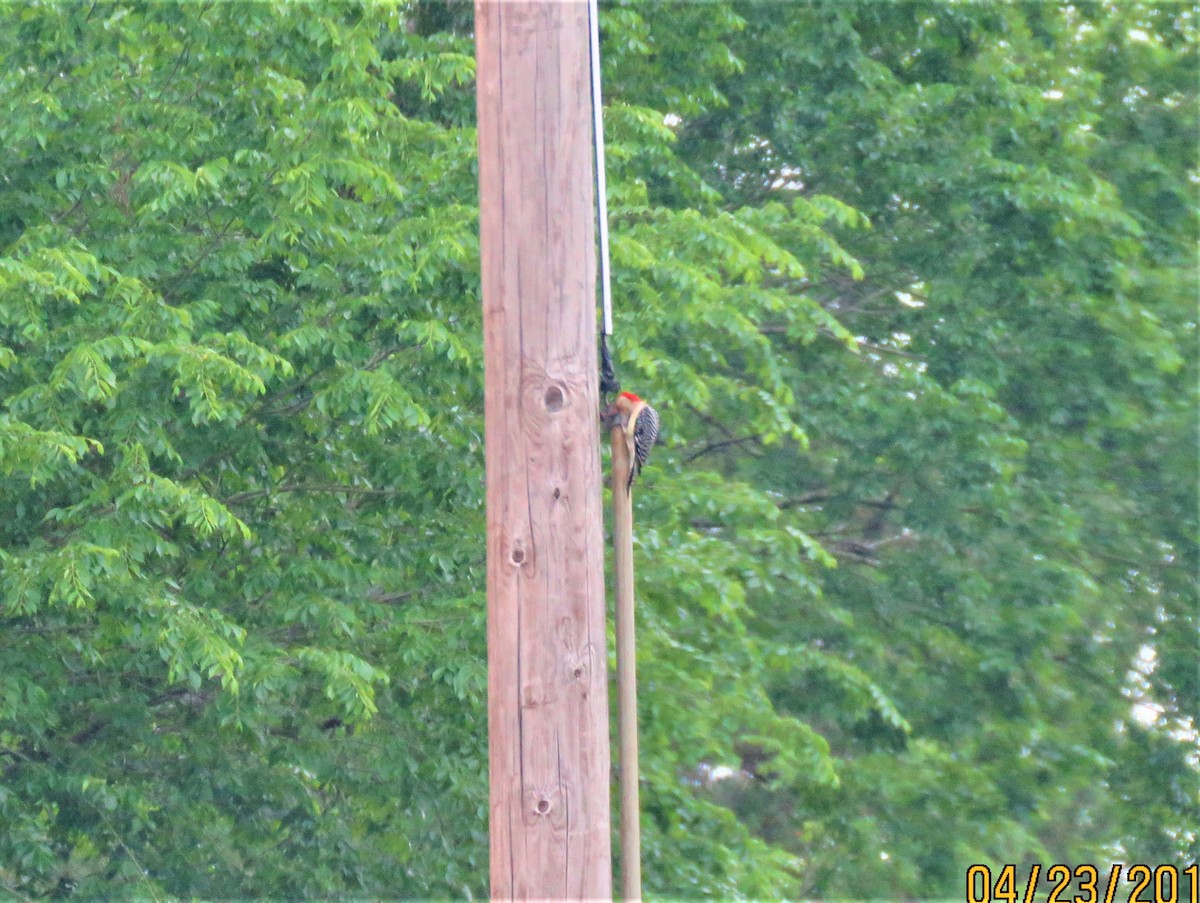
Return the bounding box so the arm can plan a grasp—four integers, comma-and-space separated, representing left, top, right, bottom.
587, 0, 614, 337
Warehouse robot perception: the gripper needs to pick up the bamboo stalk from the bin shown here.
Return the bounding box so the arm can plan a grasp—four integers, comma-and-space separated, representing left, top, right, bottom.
610, 426, 642, 902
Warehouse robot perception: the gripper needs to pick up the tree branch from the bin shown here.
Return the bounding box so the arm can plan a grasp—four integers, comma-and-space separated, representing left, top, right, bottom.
684, 433, 763, 463
224, 484, 400, 505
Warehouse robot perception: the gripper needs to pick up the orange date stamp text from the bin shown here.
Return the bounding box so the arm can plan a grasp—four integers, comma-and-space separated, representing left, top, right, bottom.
967, 864, 1199, 903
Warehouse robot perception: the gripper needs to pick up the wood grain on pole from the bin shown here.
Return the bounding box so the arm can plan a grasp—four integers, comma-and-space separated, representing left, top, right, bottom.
610, 428, 643, 902
476, 1, 613, 899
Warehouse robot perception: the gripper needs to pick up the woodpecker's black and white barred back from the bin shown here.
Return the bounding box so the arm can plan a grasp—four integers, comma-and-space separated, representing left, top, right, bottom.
628, 403, 659, 490
613, 391, 660, 492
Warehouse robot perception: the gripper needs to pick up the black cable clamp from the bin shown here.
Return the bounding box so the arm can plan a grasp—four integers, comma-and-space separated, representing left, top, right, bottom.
600, 333, 620, 398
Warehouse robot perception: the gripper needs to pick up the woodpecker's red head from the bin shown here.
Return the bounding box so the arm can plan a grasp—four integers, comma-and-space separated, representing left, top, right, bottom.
606, 390, 642, 421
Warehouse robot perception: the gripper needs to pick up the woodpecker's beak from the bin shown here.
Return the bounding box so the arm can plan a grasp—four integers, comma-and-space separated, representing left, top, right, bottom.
600, 402, 623, 429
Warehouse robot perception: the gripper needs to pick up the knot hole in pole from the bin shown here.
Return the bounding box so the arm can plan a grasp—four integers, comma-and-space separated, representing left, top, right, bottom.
521, 786, 564, 826
507, 536, 533, 573
543, 384, 565, 412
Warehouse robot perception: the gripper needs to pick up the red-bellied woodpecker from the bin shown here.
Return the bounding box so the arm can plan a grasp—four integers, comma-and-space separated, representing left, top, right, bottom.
605, 391, 660, 492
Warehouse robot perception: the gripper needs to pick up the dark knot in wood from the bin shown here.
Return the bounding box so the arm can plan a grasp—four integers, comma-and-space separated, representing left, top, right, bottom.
543, 384, 565, 412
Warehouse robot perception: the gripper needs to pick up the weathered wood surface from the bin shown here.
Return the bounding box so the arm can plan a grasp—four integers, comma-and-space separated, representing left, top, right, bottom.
476, 1, 613, 898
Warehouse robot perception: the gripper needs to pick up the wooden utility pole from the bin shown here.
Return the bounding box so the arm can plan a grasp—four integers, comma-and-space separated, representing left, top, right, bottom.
476, 1, 613, 899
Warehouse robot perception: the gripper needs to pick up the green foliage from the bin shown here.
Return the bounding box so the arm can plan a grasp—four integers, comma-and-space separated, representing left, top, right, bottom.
1, 2, 486, 897
664, 0, 1198, 893
0, 0, 1194, 899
